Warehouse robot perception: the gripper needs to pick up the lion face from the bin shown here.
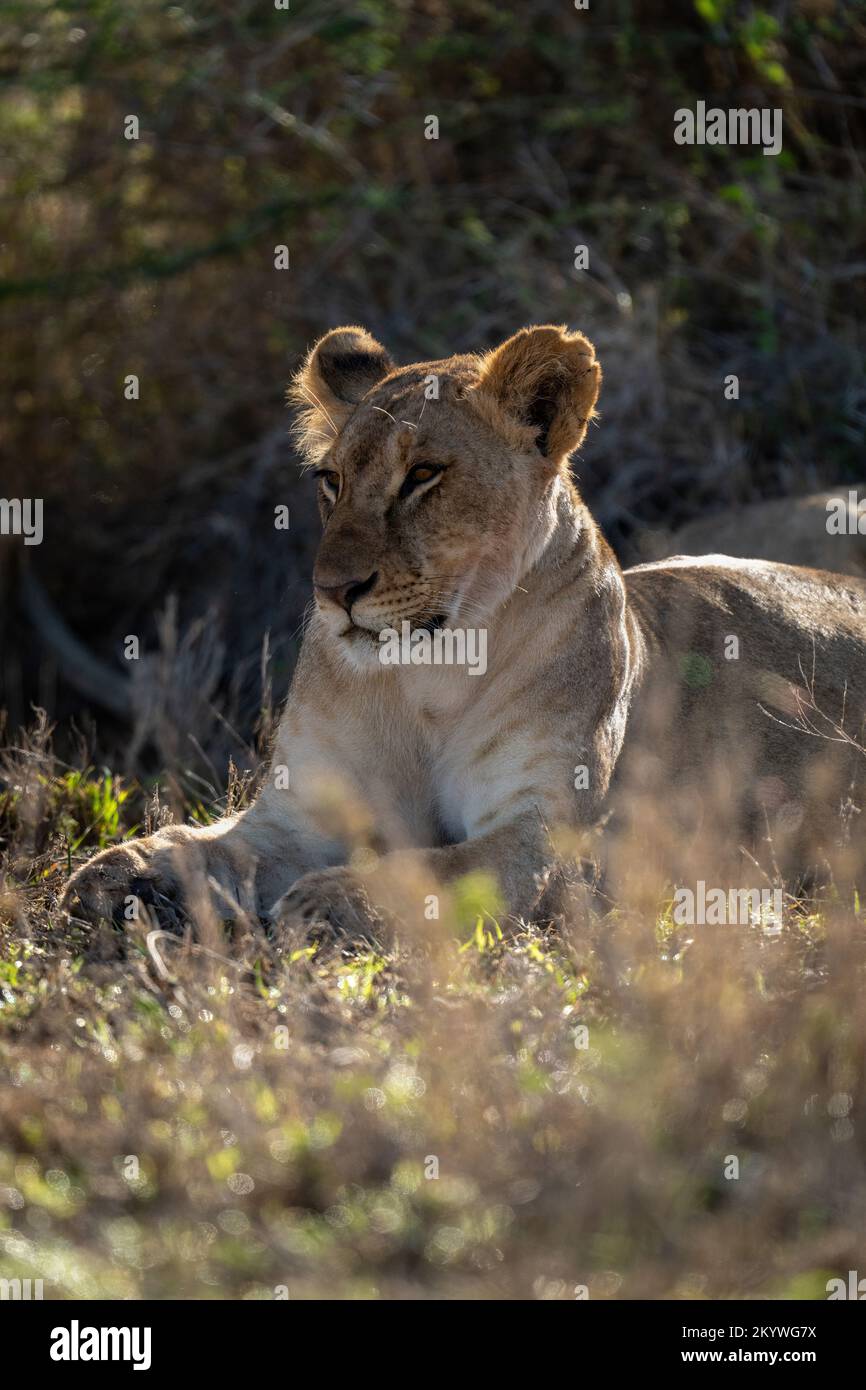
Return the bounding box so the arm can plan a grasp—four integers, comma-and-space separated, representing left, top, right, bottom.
289, 325, 601, 668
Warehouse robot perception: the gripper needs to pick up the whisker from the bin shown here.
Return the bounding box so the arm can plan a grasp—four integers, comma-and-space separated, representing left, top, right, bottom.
289, 597, 319, 647
410, 587, 492, 625
299, 386, 339, 436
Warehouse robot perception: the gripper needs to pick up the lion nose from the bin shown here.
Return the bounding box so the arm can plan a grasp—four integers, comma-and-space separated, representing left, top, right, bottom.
314, 571, 379, 615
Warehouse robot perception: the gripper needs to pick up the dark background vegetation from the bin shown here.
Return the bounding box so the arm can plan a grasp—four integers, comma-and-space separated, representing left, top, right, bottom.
1, 0, 864, 774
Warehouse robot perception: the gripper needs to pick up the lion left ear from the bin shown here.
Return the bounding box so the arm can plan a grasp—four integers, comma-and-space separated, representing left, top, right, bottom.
473, 325, 601, 464
288, 325, 394, 461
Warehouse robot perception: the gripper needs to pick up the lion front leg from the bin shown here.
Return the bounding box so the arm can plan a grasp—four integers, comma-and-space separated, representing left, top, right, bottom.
270, 811, 553, 944
61, 799, 339, 931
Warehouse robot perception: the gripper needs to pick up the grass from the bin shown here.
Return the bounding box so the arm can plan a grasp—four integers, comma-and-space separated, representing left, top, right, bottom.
2, 744, 865, 1300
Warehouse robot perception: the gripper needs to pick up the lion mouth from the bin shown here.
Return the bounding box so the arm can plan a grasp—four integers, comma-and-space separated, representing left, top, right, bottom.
339, 622, 379, 644
340, 613, 449, 643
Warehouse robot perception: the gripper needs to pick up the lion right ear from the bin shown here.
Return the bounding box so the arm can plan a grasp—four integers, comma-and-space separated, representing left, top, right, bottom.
472, 325, 601, 466
288, 326, 394, 461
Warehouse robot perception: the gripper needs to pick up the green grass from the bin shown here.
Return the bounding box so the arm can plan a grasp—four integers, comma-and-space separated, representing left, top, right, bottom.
1, 758, 865, 1300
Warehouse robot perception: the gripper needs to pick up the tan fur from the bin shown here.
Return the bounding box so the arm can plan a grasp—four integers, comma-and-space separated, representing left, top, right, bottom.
63, 328, 866, 939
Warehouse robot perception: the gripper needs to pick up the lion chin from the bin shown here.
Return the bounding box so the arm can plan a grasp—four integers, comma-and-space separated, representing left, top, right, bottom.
334, 620, 386, 672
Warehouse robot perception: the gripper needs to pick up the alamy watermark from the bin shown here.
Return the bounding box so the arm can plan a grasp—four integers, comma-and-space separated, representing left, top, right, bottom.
50, 1321, 152, 1370
674, 101, 782, 157
0, 497, 42, 545
826, 490, 866, 535
0, 1277, 44, 1299
673, 881, 782, 927
827, 1270, 866, 1300
378, 621, 488, 676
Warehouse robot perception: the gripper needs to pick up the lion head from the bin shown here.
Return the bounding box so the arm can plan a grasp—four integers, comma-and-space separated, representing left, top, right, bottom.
289, 324, 601, 668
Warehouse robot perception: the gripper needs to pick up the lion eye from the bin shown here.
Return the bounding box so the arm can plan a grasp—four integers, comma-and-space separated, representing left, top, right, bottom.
314, 469, 340, 500
399, 463, 442, 499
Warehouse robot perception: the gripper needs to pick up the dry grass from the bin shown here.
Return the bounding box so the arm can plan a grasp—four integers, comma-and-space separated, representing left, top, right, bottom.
1, 721, 865, 1300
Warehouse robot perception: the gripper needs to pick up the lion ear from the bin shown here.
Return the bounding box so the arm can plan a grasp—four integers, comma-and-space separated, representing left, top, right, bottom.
288, 326, 395, 460
472, 325, 601, 464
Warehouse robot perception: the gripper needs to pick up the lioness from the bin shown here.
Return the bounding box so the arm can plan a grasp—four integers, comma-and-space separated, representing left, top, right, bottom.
62, 326, 866, 937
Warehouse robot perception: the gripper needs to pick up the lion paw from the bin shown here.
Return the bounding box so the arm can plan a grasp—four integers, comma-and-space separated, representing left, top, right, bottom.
61, 841, 162, 925
60, 827, 218, 930
269, 867, 387, 947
